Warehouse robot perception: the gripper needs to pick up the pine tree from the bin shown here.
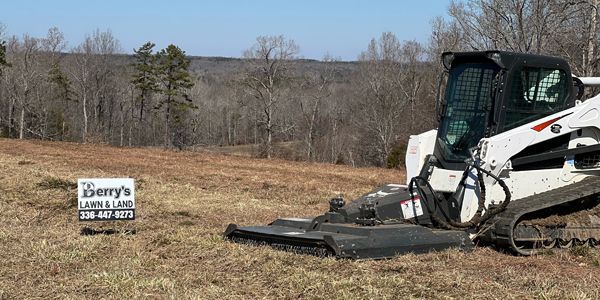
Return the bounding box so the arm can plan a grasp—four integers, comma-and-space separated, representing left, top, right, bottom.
131, 42, 158, 122
155, 44, 195, 148
0, 39, 8, 138
48, 63, 74, 140
0, 39, 8, 75
49, 63, 73, 104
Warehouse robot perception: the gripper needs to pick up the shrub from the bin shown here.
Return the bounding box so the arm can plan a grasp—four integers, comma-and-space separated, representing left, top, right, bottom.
387, 144, 406, 169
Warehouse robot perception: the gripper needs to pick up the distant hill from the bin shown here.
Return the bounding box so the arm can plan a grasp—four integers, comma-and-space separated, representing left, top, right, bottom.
186, 56, 359, 82
65, 52, 360, 82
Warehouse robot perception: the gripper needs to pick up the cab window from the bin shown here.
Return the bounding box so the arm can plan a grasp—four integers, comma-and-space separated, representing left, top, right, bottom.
503, 67, 569, 130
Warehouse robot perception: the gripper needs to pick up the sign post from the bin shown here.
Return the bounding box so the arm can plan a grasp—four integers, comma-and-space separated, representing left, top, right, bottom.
78, 178, 135, 221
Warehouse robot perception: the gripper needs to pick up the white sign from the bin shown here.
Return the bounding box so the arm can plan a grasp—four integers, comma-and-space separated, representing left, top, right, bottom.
78, 178, 135, 221
400, 196, 424, 219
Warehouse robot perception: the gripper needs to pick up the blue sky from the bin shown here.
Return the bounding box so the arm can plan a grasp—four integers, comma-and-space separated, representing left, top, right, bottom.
1, 0, 450, 61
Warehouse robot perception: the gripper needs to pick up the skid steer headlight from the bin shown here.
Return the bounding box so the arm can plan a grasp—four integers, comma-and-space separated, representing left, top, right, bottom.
480, 141, 488, 159
442, 52, 454, 70
486, 51, 504, 67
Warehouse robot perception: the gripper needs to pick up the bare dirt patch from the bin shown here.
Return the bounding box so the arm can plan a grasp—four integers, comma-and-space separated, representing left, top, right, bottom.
0, 138, 598, 299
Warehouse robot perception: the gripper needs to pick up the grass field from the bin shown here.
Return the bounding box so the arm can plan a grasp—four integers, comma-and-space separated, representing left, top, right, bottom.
0, 138, 599, 299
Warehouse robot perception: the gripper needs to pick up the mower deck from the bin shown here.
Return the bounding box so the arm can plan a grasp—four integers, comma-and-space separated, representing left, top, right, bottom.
225, 218, 473, 259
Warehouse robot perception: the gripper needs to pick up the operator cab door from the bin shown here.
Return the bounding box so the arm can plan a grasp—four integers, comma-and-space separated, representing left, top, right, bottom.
435, 61, 501, 170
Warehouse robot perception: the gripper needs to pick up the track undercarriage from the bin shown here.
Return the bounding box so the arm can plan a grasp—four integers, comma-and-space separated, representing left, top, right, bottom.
482, 177, 600, 254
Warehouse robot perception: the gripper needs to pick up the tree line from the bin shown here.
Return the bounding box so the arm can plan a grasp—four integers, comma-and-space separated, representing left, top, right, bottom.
1, 0, 600, 168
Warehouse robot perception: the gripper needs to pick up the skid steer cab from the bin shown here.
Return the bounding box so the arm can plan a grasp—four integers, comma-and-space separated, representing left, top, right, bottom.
225, 51, 600, 259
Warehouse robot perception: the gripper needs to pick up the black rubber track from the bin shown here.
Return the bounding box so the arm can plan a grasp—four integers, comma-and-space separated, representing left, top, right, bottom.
485, 176, 600, 255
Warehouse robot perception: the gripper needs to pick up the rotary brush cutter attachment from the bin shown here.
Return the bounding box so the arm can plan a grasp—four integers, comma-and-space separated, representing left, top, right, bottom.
224, 220, 472, 259
224, 184, 474, 260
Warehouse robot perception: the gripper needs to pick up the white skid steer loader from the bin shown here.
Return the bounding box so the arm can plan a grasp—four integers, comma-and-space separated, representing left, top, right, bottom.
225, 51, 600, 259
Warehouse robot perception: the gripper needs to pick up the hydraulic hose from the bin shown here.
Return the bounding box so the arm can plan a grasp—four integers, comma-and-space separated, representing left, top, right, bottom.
408, 162, 511, 230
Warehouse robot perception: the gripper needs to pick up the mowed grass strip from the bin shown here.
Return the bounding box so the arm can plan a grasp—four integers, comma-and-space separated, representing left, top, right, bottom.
0, 138, 598, 299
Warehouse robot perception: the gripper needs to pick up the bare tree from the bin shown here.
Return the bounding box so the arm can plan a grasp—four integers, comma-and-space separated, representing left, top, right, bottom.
447, 0, 598, 58
429, 16, 466, 56
69, 37, 94, 142
356, 32, 407, 166
240, 35, 299, 158
42, 27, 67, 58
449, 0, 573, 52
399, 41, 427, 132
0, 24, 11, 137
298, 55, 336, 160
89, 29, 121, 139
5, 34, 42, 139
579, 0, 599, 76
67, 29, 121, 143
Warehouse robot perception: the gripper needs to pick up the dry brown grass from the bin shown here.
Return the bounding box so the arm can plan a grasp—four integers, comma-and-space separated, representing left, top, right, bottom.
0, 138, 599, 299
